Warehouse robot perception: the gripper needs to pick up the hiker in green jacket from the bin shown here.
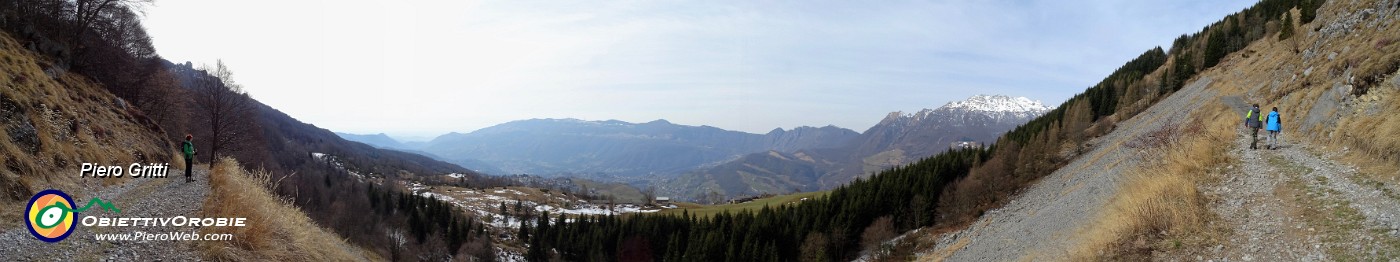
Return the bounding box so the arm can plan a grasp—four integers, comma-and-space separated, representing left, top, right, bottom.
182, 134, 197, 183
1244, 104, 1264, 149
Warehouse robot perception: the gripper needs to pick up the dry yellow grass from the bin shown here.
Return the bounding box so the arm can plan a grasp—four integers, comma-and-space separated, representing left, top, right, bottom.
198, 158, 376, 261
1333, 90, 1400, 186
1334, 88, 1400, 163
1067, 103, 1234, 261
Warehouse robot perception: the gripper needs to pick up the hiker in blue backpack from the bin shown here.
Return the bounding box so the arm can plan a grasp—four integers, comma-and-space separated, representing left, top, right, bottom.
1244, 104, 1264, 149
1265, 107, 1282, 150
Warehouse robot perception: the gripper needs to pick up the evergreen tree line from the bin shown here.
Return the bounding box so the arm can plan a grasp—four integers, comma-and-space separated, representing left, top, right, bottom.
1165, 0, 1325, 88
522, 149, 985, 261
519, 0, 1329, 261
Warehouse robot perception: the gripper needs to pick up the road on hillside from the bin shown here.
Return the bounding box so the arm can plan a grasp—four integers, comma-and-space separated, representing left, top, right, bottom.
0, 166, 209, 261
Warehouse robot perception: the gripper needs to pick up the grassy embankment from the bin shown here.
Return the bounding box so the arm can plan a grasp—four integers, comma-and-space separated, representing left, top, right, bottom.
198, 158, 378, 261
1067, 101, 1233, 260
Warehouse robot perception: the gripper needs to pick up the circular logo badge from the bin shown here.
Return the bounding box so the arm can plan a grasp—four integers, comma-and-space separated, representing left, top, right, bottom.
25, 189, 77, 242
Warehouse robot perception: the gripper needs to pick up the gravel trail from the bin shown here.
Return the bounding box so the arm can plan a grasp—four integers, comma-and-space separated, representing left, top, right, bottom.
0, 166, 210, 261
1177, 112, 1400, 261
920, 77, 1218, 261
1191, 132, 1330, 261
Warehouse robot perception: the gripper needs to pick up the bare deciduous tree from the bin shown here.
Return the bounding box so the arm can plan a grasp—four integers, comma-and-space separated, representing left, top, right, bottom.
799, 232, 830, 262
72, 0, 152, 41
387, 228, 408, 261
860, 216, 896, 256
642, 185, 656, 205
134, 66, 187, 137
191, 60, 260, 163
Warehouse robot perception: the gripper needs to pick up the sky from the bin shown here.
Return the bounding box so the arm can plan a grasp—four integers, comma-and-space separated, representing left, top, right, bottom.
142, 0, 1256, 139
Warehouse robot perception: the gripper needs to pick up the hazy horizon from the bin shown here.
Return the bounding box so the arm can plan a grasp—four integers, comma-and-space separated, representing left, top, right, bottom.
143, 0, 1255, 137
344, 116, 859, 142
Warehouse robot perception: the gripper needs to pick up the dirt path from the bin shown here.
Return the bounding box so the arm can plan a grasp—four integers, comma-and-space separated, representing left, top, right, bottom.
0, 166, 210, 261
1172, 123, 1400, 260
919, 77, 1219, 261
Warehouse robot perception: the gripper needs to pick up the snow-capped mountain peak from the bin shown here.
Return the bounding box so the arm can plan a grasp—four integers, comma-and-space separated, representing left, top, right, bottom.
877, 94, 1050, 128
941, 95, 1049, 113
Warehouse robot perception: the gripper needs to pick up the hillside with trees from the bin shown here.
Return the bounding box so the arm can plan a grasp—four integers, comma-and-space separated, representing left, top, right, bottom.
516, 0, 1335, 260
0, 1, 507, 260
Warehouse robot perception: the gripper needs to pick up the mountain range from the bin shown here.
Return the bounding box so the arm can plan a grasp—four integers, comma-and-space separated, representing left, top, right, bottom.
660, 95, 1050, 200
419, 119, 858, 179
333, 132, 410, 149
339, 94, 1049, 200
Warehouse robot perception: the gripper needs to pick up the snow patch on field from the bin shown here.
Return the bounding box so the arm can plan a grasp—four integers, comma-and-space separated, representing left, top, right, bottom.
533, 203, 660, 216
419, 191, 456, 202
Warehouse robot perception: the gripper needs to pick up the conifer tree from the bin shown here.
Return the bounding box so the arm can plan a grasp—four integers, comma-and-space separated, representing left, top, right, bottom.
1278, 12, 1295, 40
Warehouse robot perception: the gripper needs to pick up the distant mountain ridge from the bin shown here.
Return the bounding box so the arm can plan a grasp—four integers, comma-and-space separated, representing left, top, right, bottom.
763, 125, 861, 152
335, 132, 407, 149
334, 132, 508, 175
662, 95, 1049, 200
413, 118, 860, 178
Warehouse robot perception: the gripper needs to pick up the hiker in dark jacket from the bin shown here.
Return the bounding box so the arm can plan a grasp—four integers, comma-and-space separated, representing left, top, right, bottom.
182, 134, 197, 183
1266, 107, 1282, 149
1244, 104, 1263, 149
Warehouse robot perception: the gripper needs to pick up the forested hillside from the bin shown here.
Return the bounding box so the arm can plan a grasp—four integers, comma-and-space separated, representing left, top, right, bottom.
0, 1, 505, 260
527, 149, 983, 261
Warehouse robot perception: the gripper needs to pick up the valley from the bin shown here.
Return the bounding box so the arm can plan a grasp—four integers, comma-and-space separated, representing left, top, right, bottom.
341, 94, 1049, 202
